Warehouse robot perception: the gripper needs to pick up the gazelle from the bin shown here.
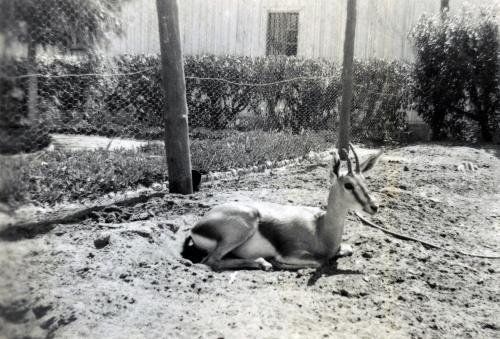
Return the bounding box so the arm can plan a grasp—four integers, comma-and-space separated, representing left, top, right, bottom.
182, 145, 383, 271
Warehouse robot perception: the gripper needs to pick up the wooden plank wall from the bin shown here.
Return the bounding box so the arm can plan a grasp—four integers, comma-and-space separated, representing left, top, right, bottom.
91, 0, 500, 61
2, 0, 499, 59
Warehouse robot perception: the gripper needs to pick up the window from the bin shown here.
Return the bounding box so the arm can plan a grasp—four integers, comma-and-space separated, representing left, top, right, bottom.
266, 12, 299, 56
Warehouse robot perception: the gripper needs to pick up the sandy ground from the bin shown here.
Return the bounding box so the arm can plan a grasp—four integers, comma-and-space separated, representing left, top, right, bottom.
1, 144, 500, 339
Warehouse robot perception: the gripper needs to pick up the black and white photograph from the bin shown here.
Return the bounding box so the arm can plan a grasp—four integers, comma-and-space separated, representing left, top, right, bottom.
1, 0, 499, 338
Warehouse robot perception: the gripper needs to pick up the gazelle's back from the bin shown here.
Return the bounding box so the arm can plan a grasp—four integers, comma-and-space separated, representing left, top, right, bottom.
197, 201, 322, 232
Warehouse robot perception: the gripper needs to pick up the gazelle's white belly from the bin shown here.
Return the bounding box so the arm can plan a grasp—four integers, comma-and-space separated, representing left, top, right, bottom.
232, 231, 278, 259
191, 231, 278, 259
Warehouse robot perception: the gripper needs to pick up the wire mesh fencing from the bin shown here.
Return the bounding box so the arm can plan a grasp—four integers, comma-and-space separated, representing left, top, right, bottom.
0, 0, 417, 207
1, 54, 414, 148
0, 54, 415, 158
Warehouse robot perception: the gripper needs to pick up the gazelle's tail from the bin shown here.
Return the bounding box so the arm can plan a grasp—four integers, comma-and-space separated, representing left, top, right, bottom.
181, 235, 207, 264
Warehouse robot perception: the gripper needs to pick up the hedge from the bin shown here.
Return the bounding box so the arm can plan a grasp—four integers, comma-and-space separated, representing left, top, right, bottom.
1, 54, 412, 143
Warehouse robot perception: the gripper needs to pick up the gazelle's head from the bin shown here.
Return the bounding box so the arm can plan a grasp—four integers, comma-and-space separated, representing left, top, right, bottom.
329, 144, 383, 215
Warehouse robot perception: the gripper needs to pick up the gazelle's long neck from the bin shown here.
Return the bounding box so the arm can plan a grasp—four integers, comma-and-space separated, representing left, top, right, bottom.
319, 186, 349, 258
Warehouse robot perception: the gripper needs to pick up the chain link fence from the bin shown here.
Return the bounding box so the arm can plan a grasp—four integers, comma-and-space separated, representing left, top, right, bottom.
0, 0, 417, 206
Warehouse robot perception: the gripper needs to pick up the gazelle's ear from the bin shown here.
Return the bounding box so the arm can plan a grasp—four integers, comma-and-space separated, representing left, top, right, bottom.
330, 151, 341, 182
360, 150, 383, 173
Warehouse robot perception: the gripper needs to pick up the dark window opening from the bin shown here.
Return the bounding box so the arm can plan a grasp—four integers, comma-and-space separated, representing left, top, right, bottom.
266, 12, 299, 56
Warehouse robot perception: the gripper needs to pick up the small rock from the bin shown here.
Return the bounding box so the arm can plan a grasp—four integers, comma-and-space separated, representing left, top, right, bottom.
41, 316, 56, 330
339, 289, 350, 297
403, 166, 409, 171
159, 222, 179, 233
151, 183, 163, 191
94, 232, 111, 249
32, 304, 53, 319
482, 323, 499, 330
426, 281, 437, 289
129, 212, 150, 221
361, 251, 373, 259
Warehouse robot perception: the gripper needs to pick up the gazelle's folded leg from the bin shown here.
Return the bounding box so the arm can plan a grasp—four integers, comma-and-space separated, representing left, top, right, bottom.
196, 213, 271, 271
336, 243, 353, 258
269, 251, 323, 270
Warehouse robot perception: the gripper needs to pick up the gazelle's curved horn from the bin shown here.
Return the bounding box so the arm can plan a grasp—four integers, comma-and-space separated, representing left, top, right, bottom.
349, 143, 360, 173
341, 148, 353, 175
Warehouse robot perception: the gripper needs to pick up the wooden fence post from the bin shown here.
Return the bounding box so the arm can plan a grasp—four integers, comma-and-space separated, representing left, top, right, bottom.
338, 0, 357, 159
440, 0, 449, 20
27, 40, 38, 122
440, 0, 449, 11
156, 0, 193, 194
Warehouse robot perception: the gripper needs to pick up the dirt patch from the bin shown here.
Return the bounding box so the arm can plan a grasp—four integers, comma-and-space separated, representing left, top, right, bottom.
1, 144, 499, 339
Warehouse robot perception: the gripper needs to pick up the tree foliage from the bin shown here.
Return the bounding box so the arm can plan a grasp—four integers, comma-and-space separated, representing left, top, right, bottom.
410, 6, 499, 141
0, 0, 129, 51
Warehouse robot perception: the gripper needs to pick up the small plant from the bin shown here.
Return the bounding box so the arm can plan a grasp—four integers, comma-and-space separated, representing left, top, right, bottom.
1, 149, 167, 205
0, 158, 28, 206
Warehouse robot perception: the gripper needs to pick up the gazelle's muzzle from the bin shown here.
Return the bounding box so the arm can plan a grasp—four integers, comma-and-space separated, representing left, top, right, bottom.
362, 199, 379, 215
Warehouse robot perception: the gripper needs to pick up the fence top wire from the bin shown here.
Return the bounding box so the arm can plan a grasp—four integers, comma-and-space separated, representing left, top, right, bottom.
0, 66, 158, 79
1, 68, 402, 97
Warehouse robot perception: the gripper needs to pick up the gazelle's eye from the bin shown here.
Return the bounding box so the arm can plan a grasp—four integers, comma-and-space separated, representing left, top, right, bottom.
344, 183, 354, 190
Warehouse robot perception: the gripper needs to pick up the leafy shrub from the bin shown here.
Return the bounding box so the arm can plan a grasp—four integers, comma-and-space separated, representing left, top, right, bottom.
251, 57, 340, 132
100, 55, 164, 134
410, 6, 499, 142
185, 55, 257, 129
38, 57, 101, 124
351, 60, 412, 142
0, 125, 52, 154
0, 157, 26, 205
0, 60, 29, 127
1, 54, 412, 142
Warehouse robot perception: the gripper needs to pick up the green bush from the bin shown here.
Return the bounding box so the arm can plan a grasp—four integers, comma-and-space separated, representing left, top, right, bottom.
410, 7, 499, 142
185, 55, 257, 129
1, 54, 412, 142
0, 60, 29, 127
250, 57, 340, 132
0, 125, 52, 154
351, 60, 411, 142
